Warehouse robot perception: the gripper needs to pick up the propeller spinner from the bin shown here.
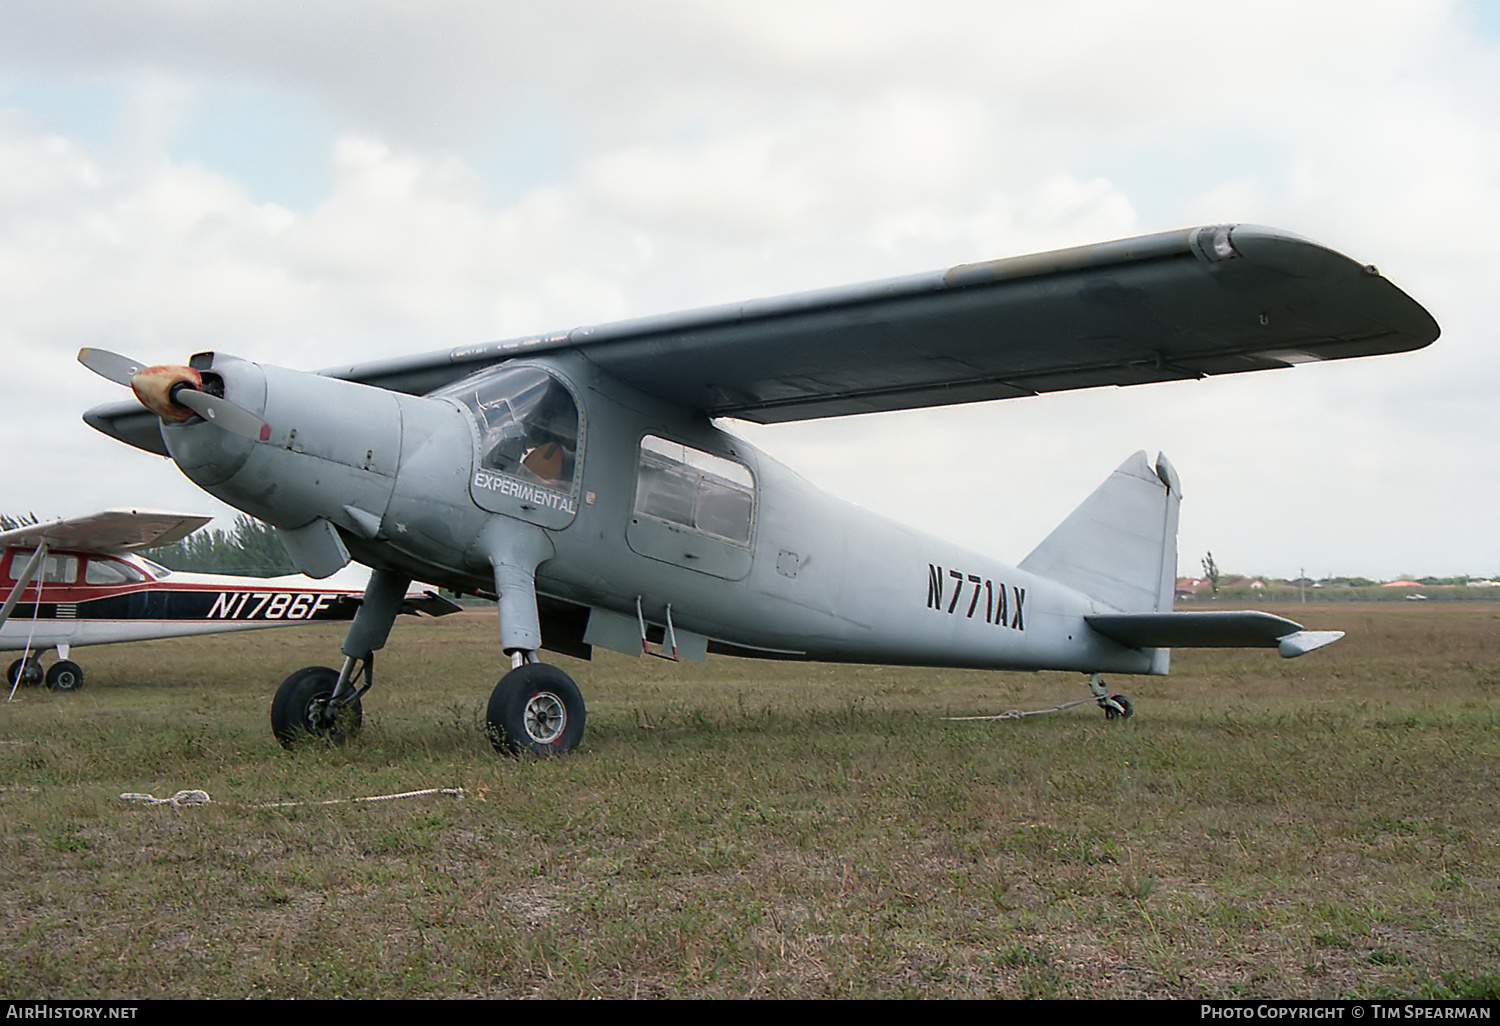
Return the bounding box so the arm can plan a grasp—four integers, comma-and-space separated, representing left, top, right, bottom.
78, 348, 271, 443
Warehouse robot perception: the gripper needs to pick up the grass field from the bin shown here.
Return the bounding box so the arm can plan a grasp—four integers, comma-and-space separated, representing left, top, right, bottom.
1, 602, 1496, 999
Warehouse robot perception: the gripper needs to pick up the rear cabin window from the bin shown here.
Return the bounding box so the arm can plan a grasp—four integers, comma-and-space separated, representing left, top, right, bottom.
633, 435, 754, 546
6, 551, 78, 584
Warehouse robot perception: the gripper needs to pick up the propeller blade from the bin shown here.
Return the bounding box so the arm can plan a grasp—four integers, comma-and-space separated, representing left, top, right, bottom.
79, 348, 272, 443
173, 388, 272, 443
77, 348, 146, 386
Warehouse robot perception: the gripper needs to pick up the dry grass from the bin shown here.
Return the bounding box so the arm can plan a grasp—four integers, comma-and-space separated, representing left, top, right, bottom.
1, 602, 1496, 998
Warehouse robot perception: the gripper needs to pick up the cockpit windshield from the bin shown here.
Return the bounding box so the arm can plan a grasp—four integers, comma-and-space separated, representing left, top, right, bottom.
431, 365, 580, 487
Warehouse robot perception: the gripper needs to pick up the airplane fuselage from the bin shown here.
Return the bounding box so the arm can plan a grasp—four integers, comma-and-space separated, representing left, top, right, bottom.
160, 351, 1156, 677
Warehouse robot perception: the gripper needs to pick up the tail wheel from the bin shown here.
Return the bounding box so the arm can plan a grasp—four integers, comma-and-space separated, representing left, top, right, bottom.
270, 666, 363, 748
487, 663, 586, 757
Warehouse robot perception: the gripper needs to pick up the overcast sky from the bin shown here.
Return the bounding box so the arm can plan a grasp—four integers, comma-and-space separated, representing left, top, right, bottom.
2, 1, 1495, 580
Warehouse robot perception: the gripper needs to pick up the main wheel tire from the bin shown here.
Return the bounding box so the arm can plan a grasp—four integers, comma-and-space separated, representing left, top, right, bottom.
7, 658, 42, 688
1104, 694, 1134, 721
45, 660, 84, 692
270, 666, 362, 749
487, 663, 586, 757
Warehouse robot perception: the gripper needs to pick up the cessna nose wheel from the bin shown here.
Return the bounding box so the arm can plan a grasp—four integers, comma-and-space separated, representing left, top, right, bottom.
6, 657, 42, 689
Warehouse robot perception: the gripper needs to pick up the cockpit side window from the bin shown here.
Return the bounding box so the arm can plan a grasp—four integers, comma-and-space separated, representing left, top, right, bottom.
429, 363, 583, 526
85, 557, 149, 585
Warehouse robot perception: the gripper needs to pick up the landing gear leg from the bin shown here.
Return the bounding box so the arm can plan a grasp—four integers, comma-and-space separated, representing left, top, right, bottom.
269, 568, 408, 749
478, 518, 586, 756
1087, 672, 1133, 721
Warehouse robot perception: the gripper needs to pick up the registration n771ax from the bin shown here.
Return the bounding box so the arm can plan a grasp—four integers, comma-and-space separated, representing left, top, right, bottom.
2, 511, 457, 693
78, 225, 1437, 752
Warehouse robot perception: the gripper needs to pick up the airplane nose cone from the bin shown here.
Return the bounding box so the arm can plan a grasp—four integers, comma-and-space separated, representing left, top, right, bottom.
130, 364, 203, 423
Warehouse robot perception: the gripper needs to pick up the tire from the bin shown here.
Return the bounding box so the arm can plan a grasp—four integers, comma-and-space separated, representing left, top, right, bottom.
7, 658, 42, 688
270, 666, 362, 748
486, 663, 586, 757
1104, 694, 1133, 721
45, 660, 84, 693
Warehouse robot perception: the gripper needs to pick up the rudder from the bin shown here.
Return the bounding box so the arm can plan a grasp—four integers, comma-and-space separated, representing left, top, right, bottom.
1018, 451, 1180, 613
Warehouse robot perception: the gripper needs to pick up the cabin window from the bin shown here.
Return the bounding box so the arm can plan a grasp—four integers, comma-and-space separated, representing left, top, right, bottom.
430, 363, 585, 528
432, 364, 581, 488
85, 558, 149, 585
137, 558, 172, 580
6, 551, 78, 585
633, 435, 755, 546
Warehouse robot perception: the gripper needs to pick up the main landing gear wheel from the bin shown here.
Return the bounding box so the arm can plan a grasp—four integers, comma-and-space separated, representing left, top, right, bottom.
1102, 694, 1134, 721
45, 660, 84, 693
6, 658, 42, 688
487, 663, 586, 757
270, 666, 363, 748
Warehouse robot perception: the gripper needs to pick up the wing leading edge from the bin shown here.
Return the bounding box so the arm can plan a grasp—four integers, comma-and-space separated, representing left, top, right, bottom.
0, 511, 211, 554
84, 224, 1439, 452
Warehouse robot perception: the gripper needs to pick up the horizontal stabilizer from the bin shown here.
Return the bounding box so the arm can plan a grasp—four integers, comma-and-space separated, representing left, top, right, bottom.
400, 590, 464, 618
1085, 610, 1344, 658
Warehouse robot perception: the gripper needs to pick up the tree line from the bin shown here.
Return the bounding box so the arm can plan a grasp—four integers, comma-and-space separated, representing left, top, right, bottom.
143, 515, 297, 576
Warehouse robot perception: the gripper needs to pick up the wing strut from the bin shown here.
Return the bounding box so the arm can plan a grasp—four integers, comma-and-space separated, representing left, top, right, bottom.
2, 543, 49, 700
0, 543, 48, 637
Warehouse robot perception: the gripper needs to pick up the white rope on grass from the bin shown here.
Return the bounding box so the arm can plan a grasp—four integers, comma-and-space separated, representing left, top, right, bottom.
120, 786, 465, 808
944, 696, 1102, 721
120, 790, 212, 806
254, 787, 466, 809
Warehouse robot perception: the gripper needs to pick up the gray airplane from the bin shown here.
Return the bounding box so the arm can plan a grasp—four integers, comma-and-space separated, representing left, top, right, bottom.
78, 225, 1438, 755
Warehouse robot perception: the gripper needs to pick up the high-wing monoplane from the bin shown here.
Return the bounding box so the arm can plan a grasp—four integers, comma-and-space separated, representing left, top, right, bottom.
77, 225, 1438, 752
2, 510, 458, 692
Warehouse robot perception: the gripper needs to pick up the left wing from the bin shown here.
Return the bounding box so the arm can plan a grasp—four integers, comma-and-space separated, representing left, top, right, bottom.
0, 511, 211, 554
84, 224, 1439, 453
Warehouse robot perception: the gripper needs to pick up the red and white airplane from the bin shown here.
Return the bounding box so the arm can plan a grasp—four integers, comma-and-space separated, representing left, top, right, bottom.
2, 510, 458, 692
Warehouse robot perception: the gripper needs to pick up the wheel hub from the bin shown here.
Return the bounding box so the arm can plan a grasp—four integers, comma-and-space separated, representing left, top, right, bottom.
523, 691, 566, 744
305, 694, 335, 733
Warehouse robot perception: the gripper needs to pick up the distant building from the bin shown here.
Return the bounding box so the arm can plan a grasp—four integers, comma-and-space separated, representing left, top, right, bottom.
1175, 578, 1213, 600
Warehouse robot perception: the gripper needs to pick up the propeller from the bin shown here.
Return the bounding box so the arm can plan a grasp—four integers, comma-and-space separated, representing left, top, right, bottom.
78, 348, 271, 443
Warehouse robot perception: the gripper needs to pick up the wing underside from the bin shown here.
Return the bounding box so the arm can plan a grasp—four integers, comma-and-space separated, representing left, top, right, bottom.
0, 512, 211, 554
84, 224, 1439, 453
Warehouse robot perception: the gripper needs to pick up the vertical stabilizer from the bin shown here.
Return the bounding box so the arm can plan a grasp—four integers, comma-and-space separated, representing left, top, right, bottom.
1018, 451, 1180, 613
